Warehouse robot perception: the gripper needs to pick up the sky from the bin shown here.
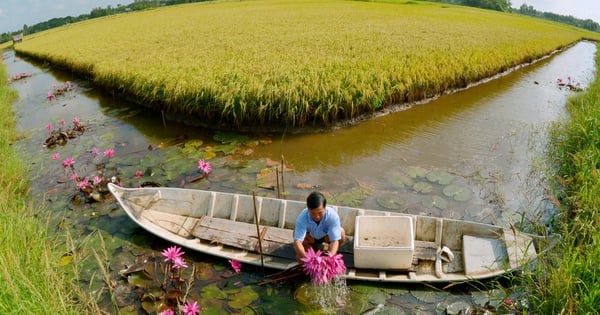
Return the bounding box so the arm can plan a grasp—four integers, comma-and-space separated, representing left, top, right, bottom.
0, 0, 125, 33
1, 0, 599, 34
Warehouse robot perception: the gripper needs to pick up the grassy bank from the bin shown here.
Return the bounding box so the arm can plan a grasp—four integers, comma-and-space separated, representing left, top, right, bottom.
538, 44, 600, 313
0, 60, 81, 314
14, 0, 600, 128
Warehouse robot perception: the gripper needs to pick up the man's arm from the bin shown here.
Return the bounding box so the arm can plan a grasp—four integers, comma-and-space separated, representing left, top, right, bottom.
328, 240, 340, 256
293, 240, 306, 261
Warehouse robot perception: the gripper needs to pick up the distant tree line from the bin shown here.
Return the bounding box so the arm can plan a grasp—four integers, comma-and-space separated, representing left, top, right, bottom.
431, 0, 599, 32
0, 0, 209, 44
514, 3, 600, 32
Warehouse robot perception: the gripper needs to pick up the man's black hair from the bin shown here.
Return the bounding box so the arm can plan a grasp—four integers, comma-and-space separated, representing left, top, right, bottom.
306, 191, 326, 209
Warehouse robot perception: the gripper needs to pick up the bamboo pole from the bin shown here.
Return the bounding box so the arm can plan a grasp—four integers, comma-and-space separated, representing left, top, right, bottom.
281, 155, 285, 198
276, 168, 280, 199
252, 191, 265, 273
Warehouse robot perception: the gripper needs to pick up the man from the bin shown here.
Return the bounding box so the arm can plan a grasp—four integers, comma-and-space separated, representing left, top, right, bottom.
293, 191, 346, 260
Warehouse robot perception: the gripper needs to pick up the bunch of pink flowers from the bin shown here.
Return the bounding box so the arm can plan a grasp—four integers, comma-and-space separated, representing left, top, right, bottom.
300, 247, 346, 284
159, 245, 201, 315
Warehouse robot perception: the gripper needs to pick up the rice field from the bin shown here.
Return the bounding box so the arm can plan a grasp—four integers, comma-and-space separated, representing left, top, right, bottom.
14, 0, 600, 128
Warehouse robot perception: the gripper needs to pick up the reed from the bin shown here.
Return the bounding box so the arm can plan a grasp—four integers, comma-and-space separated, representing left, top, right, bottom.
0, 59, 101, 314
538, 44, 600, 313
14, 0, 600, 127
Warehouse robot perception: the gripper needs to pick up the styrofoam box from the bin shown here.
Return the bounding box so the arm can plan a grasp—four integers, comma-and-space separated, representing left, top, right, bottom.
353, 215, 414, 269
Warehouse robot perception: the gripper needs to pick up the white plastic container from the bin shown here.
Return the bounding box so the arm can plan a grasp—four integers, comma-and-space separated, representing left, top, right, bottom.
353, 215, 414, 269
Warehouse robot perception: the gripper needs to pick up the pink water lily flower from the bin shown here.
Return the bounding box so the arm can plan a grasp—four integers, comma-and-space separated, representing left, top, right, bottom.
301, 247, 346, 284
52, 153, 60, 160
93, 176, 103, 185
45, 123, 52, 131
229, 259, 242, 273
103, 148, 115, 158
72, 117, 81, 126
47, 91, 54, 101
183, 300, 200, 315
135, 170, 143, 177
78, 180, 89, 190
172, 256, 188, 269
161, 245, 185, 262
90, 147, 100, 155
59, 119, 65, 126
197, 159, 212, 174
62, 157, 74, 168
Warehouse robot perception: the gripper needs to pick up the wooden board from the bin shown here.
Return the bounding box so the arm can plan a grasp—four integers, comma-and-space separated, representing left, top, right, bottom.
190, 216, 296, 259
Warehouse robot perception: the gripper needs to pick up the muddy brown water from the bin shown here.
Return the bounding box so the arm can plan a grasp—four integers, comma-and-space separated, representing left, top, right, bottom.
3, 41, 597, 313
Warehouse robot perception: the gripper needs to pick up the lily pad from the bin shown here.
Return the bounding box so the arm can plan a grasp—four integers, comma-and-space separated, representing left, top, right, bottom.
471, 289, 505, 308
294, 282, 321, 307
228, 286, 259, 309
380, 287, 409, 296
442, 184, 473, 202
426, 170, 455, 185
213, 144, 238, 155
446, 300, 473, 315
180, 140, 204, 156
214, 131, 249, 144
407, 166, 427, 178
421, 195, 448, 210
410, 289, 448, 303
376, 194, 406, 210
330, 187, 370, 207
195, 262, 216, 280
413, 182, 433, 194
388, 174, 414, 189
376, 304, 407, 315
200, 283, 227, 300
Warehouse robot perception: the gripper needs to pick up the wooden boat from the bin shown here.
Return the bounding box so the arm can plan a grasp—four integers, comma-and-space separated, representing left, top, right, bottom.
108, 183, 538, 283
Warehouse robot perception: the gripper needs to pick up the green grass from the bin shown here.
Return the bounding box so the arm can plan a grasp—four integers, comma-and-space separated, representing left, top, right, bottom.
0, 59, 94, 314
14, 0, 600, 128
535, 43, 600, 314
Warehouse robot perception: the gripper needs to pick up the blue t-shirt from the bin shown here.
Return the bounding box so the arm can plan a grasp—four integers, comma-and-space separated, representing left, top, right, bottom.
293, 206, 342, 242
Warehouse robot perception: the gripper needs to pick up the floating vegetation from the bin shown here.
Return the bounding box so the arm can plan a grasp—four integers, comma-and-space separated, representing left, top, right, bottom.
407, 166, 427, 179
47, 81, 78, 101
413, 182, 434, 194
410, 289, 448, 303
445, 300, 474, 315
388, 174, 415, 189
43, 117, 85, 148
9, 71, 32, 81
329, 187, 371, 207
421, 195, 448, 210
442, 184, 474, 202
425, 170, 455, 185
226, 286, 260, 309
214, 131, 249, 145
376, 193, 407, 210
471, 289, 505, 308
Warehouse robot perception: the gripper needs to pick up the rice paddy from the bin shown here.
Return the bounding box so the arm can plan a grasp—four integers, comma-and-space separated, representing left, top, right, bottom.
13, 0, 600, 128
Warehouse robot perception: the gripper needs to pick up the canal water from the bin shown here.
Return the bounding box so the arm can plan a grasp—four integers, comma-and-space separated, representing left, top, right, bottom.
3, 41, 597, 314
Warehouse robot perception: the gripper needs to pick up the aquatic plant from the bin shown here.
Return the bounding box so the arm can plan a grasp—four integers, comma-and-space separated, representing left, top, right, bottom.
228, 259, 242, 273
8, 72, 32, 81
46, 81, 78, 102
197, 159, 212, 174
43, 117, 85, 147
301, 247, 346, 285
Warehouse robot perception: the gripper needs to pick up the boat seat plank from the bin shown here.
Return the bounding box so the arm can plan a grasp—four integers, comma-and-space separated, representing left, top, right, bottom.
190, 216, 297, 259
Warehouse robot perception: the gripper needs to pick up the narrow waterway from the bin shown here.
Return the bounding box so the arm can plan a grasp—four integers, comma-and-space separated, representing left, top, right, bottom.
3, 41, 597, 314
